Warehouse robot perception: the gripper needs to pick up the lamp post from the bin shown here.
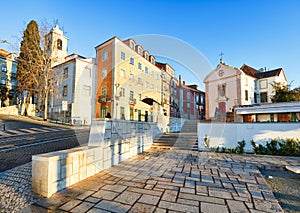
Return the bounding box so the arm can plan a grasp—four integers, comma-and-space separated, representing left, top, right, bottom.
1, 40, 9, 44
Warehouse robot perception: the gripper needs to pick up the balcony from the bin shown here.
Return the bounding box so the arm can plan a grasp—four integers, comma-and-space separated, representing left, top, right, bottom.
129, 99, 136, 105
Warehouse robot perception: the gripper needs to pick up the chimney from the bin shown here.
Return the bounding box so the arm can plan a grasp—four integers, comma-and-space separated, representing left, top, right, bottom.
179, 75, 182, 86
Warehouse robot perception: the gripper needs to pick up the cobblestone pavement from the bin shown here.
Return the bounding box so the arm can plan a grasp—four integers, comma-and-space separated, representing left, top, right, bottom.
8, 149, 296, 213
0, 162, 39, 213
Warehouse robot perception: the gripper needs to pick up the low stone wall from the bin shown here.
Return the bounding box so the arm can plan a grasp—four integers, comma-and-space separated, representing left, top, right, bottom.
198, 122, 300, 152
32, 120, 162, 197
0, 105, 18, 115
0, 104, 36, 116
168, 117, 186, 132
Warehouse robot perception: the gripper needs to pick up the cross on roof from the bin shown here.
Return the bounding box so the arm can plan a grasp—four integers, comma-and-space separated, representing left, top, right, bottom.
219, 52, 224, 63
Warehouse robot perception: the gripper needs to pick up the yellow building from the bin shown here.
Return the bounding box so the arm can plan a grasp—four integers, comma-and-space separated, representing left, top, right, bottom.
95, 37, 163, 123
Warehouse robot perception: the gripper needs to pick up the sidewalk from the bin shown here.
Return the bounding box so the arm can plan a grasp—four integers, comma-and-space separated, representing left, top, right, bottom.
20, 149, 300, 213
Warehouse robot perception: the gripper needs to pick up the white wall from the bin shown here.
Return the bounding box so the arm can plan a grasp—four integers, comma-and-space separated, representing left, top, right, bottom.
198, 122, 300, 152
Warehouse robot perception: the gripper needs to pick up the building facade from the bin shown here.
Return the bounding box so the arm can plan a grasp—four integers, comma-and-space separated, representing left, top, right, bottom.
155, 62, 175, 118
177, 75, 205, 120
50, 54, 96, 125
0, 48, 18, 107
204, 61, 287, 121
95, 37, 166, 124
47, 26, 96, 125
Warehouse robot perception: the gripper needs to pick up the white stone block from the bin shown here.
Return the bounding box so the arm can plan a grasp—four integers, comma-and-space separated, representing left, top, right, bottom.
73, 155, 79, 174
87, 163, 95, 177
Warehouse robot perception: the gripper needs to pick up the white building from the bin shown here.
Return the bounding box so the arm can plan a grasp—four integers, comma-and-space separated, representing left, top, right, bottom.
51, 54, 96, 125
235, 101, 300, 122
47, 26, 96, 125
204, 61, 287, 120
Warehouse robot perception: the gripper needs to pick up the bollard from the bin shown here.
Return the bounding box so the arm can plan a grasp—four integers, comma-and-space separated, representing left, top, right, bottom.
2, 123, 5, 131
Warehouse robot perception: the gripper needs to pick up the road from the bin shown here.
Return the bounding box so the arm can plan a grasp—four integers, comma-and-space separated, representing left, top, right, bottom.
0, 115, 90, 172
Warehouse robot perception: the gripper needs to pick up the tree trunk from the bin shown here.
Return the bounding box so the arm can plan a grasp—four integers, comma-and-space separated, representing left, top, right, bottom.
43, 91, 48, 121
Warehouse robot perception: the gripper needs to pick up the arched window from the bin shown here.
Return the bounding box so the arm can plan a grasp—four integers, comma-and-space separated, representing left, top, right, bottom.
57, 39, 62, 50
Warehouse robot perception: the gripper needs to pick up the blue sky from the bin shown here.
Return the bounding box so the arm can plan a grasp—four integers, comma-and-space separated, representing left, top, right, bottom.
1, 0, 300, 90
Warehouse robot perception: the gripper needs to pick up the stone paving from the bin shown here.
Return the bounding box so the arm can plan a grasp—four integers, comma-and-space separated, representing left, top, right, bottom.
17, 148, 299, 213
0, 162, 39, 213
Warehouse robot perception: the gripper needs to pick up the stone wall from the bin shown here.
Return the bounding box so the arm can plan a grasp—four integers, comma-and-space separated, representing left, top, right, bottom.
32, 120, 162, 197
0, 105, 18, 115
198, 122, 300, 152
168, 117, 186, 132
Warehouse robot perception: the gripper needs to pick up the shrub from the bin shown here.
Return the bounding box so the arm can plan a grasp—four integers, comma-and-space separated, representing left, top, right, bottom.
252, 138, 300, 156
236, 140, 246, 154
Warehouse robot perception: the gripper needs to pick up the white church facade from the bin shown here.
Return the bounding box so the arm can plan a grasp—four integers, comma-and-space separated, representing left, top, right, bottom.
204, 61, 287, 121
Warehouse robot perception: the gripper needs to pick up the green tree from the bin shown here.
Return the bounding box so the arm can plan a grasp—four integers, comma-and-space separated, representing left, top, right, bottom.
0, 85, 8, 107
17, 20, 42, 114
17, 20, 58, 120
271, 82, 300, 103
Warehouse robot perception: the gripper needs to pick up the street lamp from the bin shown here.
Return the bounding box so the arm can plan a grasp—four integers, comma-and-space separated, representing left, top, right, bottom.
0, 40, 10, 44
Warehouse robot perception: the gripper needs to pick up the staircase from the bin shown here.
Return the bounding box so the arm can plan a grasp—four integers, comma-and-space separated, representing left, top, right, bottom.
152, 120, 198, 151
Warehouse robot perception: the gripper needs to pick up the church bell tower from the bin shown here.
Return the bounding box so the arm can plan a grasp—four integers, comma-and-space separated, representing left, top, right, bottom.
46, 25, 68, 67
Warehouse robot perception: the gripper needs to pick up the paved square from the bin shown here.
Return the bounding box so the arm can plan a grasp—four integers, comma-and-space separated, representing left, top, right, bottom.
4, 145, 300, 212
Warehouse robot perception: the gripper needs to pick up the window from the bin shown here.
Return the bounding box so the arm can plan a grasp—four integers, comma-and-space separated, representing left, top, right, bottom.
84, 67, 91, 78
120, 88, 125, 97
130, 73, 134, 82
156, 74, 160, 80
138, 110, 141, 121
254, 93, 258, 103
187, 103, 190, 108
259, 80, 267, 89
120, 106, 125, 119
138, 47, 142, 54
200, 95, 204, 104
130, 41, 135, 49
138, 94, 142, 101
1, 66, 7, 72
144, 53, 149, 60
218, 84, 226, 97
150, 84, 154, 90
102, 68, 107, 78
245, 90, 248, 101
120, 69, 125, 78
63, 85, 68, 96
130, 91, 134, 101
101, 87, 107, 99
102, 50, 108, 61
145, 81, 149, 89
130, 57, 134, 65
121, 51, 125, 60
63, 67, 68, 78
100, 106, 106, 118
138, 62, 142, 70
260, 92, 268, 103
83, 86, 91, 96
145, 66, 148, 74
138, 77, 142, 85
57, 39, 62, 50
187, 92, 191, 101
130, 108, 134, 120
151, 71, 154, 77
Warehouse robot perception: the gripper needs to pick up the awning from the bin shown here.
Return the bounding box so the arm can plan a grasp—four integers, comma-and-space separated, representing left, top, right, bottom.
142, 98, 160, 106
235, 102, 300, 115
